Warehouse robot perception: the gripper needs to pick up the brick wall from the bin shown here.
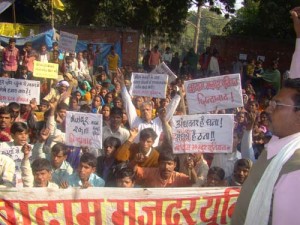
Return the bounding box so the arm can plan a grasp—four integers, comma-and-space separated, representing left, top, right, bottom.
210, 35, 294, 73
46, 26, 140, 69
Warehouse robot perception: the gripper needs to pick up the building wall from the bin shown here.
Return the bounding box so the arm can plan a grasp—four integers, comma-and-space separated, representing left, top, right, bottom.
210, 35, 294, 74
49, 26, 140, 69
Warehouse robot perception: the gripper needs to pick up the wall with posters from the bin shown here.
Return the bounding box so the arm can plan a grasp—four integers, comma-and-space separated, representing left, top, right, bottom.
0, 187, 240, 225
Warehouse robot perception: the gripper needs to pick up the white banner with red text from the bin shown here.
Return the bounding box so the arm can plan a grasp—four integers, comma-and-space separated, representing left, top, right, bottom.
184, 74, 243, 114
172, 114, 234, 154
0, 187, 240, 225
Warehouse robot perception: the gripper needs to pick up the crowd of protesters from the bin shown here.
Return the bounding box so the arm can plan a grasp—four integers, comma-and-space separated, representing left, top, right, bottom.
0, 29, 286, 190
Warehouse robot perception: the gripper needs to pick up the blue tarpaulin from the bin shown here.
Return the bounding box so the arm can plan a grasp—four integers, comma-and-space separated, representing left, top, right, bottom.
0, 29, 122, 68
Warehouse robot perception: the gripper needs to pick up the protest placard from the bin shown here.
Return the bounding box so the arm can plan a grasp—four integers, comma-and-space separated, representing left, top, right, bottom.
172, 114, 234, 154
150, 62, 177, 83
0, 78, 40, 104
58, 31, 78, 53
129, 73, 168, 98
33, 60, 59, 79
0, 187, 240, 224
0, 145, 32, 187
184, 74, 243, 114
65, 111, 103, 149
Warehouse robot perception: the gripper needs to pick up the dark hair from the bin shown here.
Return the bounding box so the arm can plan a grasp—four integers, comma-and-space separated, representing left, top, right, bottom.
9, 38, 16, 43
40, 99, 50, 107
115, 166, 136, 182
140, 128, 158, 142
283, 78, 300, 111
110, 107, 123, 117
57, 102, 69, 111
0, 106, 11, 116
65, 56, 71, 61
52, 143, 68, 156
52, 50, 59, 55
158, 151, 176, 162
103, 137, 121, 149
207, 166, 225, 180
80, 104, 91, 113
8, 102, 20, 110
10, 122, 28, 134
80, 152, 97, 167
24, 42, 32, 47
52, 42, 58, 46
31, 158, 52, 173
234, 159, 252, 171
19, 65, 28, 71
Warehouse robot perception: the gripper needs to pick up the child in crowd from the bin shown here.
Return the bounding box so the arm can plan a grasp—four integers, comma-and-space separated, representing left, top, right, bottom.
60, 153, 105, 188
115, 166, 136, 188
21, 143, 58, 188
96, 137, 121, 187
227, 159, 252, 186
203, 166, 226, 187
50, 143, 73, 185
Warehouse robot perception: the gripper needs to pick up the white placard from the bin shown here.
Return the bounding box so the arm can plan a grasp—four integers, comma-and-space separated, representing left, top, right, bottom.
65, 111, 103, 149
172, 114, 234, 154
150, 62, 177, 83
239, 54, 247, 61
0, 78, 40, 104
129, 73, 168, 98
184, 74, 243, 114
0, 145, 32, 187
58, 31, 78, 53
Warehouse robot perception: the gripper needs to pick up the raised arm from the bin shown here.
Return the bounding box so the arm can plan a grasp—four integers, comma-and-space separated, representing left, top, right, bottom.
117, 68, 139, 127
241, 112, 256, 162
289, 8, 300, 79
115, 128, 139, 162
165, 87, 181, 122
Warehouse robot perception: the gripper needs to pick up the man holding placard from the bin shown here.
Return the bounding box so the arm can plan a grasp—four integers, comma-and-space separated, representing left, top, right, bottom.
117, 69, 181, 147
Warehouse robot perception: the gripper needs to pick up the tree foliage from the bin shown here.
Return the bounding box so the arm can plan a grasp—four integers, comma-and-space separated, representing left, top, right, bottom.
18, 0, 234, 44
224, 0, 300, 39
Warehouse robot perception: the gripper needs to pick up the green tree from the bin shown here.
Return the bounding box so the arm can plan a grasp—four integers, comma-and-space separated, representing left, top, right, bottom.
224, 0, 300, 39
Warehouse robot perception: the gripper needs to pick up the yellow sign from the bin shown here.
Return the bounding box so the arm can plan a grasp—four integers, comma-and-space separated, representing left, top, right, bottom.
33, 61, 59, 79
0, 23, 39, 37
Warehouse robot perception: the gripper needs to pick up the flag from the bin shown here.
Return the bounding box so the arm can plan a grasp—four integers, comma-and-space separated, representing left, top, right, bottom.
53, 0, 65, 11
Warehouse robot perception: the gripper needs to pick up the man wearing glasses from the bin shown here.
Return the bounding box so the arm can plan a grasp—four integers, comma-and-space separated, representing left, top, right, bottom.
232, 8, 300, 225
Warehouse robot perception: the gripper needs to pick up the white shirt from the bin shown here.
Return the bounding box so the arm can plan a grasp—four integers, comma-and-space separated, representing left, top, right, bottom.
102, 126, 130, 144
121, 87, 181, 147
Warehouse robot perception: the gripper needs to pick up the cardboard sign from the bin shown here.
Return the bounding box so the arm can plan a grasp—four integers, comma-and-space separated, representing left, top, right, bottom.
172, 114, 235, 154
0, 187, 240, 225
33, 60, 59, 79
0, 145, 32, 187
184, 74, 243, 114
65, 111, 103, 148
58, 31, 78, 53
129, 73, 168, 98
150, 62, 177, 83
0, 78, 40, 104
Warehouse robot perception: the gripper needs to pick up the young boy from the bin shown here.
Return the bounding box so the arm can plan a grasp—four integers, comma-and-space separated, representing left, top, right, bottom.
203, 166, 226, 187
21, 144, 58, 188
115, 165, 136, 188
115, 128, 159, 167
50, 143, 73, 185
0, 122, 29, 148
61, 153, 105, 188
